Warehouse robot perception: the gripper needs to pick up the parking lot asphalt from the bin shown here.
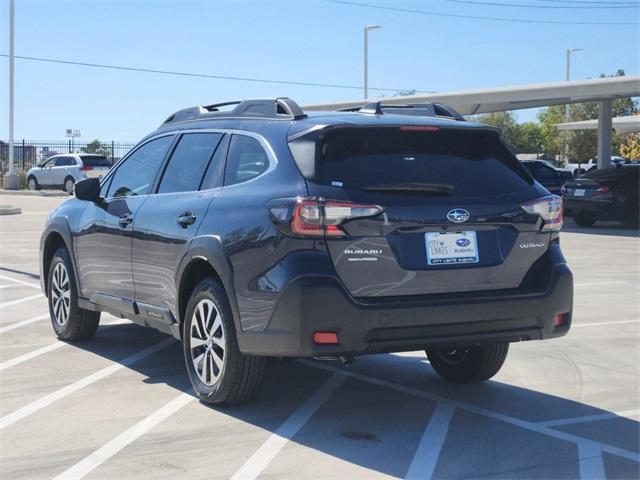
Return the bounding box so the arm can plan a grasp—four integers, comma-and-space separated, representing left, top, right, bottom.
0, 193, 638, 480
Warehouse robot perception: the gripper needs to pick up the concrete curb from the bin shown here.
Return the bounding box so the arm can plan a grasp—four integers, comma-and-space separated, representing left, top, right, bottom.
0, 189, 68, 197
0, 205, 22, 215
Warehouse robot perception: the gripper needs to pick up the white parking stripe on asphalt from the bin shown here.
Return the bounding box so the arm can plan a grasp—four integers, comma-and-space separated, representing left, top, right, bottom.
0, 314, 49, 333
54, 390, 196, 480
0, 319, 131, 372
405, 403, 455, 480
0, 337, 175, 431
0, 275, 41, 290
0, 293, 44, 309
537, 409, 640, 427
573, 319, 638, 328
0, 342, 65, 372
301, 360, 640, 464
578, 443, 606, 480
230, 373, 347, 480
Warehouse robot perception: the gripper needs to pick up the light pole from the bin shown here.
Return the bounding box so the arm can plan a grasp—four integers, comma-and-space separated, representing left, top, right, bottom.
564, 48, 583, 163
364, 25, 381, 99
65, 129, 81, 153
4, 0, 18, 190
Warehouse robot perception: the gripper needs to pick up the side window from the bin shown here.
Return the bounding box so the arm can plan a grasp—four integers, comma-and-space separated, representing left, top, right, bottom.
224, 135, 270, 186
107, 136, 173, 198
537, 166, 557, 181
55, 156, 74, 167
158, 133, 222, 194
200, 134, 230, 190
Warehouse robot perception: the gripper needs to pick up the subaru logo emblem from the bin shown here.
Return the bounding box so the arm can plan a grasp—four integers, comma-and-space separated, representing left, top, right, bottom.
456, 238, 471, 247
447, 209, 470, 223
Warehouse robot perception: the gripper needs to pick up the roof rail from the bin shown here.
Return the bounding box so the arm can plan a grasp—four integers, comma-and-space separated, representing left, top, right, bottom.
161, 97, 307, 126
339, 101, 465, 122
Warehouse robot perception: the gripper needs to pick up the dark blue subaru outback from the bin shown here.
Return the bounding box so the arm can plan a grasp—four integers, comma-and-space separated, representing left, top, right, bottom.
40, 98, 573, 405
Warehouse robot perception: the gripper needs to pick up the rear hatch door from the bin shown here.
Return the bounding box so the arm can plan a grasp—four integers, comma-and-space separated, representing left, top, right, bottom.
291, 125, 551, 298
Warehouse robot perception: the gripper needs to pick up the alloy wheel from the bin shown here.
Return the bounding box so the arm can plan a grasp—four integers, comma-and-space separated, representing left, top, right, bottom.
190, 299, 226, 386
51, 262, 71, 326
65, 179, 75, 194
28, 178, 37, 190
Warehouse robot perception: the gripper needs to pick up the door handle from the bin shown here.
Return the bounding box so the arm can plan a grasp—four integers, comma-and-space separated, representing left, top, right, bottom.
177, 212, 197, 228
118, 214, 133, 227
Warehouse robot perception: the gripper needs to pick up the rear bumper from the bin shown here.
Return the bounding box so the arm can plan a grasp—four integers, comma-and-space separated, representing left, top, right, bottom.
236, 249, 573, 357
564, 197, 612, 219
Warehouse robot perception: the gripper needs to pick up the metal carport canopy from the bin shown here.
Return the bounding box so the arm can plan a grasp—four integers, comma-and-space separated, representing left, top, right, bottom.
302, 75, 640, 115
556, 115, 640, 135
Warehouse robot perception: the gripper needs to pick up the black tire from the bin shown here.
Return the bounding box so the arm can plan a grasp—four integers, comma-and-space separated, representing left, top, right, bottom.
426, 343, 509, 383
574, 215, 596, 227
182, 278, 265, 406
64, 176, 75, 195
48, 247, 100, 341
621, 200, 639, 230
27, 176, 40, 191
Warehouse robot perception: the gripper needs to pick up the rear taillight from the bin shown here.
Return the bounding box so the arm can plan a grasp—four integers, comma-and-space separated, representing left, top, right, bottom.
290, 199, 383, 238
79, 165, 93, 172
594, 185, 610, 195
521, 195, 563, 232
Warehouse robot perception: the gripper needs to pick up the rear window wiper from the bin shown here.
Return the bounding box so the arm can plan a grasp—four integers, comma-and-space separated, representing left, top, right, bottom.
362, 183, 454, 194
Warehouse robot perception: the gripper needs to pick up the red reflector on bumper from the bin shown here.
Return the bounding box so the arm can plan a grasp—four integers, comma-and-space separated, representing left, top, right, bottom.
313, 332, 339, 345
553, 313, 569, 327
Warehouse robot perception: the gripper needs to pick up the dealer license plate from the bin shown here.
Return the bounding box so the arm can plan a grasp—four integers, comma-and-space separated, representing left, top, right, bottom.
425, 231, 479, 265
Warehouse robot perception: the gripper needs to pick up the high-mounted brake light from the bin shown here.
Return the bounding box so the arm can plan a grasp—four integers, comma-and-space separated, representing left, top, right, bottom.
291, 199, 383, 238
521, 195, 563, 232
399, 125, 439, 132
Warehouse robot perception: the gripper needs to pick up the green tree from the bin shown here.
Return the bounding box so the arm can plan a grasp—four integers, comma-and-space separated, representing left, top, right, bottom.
81, 139, 112, 157
473, 111, 543, 154
620, 133, 640, 160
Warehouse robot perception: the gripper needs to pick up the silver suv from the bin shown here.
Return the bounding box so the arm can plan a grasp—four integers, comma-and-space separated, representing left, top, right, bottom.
27, 154, 111, 193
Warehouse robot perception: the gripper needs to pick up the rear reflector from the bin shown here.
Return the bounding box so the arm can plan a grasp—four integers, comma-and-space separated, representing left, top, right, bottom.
553, 313, 569, 327
313, 332, 339, 345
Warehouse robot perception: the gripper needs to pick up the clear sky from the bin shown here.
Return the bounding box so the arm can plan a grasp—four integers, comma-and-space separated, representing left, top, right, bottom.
0, 0, 638, 141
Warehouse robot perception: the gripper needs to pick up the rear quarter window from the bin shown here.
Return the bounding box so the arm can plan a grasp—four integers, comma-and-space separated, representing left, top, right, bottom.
302, 127, 532, 197
80, 156, 111, 167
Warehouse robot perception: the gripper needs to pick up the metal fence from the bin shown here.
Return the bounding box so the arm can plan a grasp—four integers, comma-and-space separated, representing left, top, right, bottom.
0, 139, 136, 173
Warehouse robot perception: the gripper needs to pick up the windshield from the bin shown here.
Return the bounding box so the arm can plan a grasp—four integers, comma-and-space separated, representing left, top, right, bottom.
305, 127, 532, 197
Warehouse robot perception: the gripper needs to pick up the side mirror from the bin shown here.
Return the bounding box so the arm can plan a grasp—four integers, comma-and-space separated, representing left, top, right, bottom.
74, 178, 101, 202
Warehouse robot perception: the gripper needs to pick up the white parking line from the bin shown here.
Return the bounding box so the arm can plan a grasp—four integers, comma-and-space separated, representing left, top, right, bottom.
578, 443, 606, 480
0, 275, 41, 290
0, 319, 131, 372
405, 403, 455, 480
230, 373, 346, 480
301, 360, 640, 464
0, 337, 175, 430
0, 314, 49, 333
0, 342, 65, 372
537, 409, 640, 427
573, 319, 638, 328
0, 293, 44, 309
54, 390, 196, 480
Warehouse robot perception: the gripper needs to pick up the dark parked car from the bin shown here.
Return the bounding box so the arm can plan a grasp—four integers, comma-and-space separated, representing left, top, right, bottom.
40, 98, 573, 405
521, 160, 573, 195
562, 164, 639, 228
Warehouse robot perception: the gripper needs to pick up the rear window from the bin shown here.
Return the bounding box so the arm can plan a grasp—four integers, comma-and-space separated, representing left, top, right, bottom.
80, 156, 111, 167
299, 127, 531, 197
